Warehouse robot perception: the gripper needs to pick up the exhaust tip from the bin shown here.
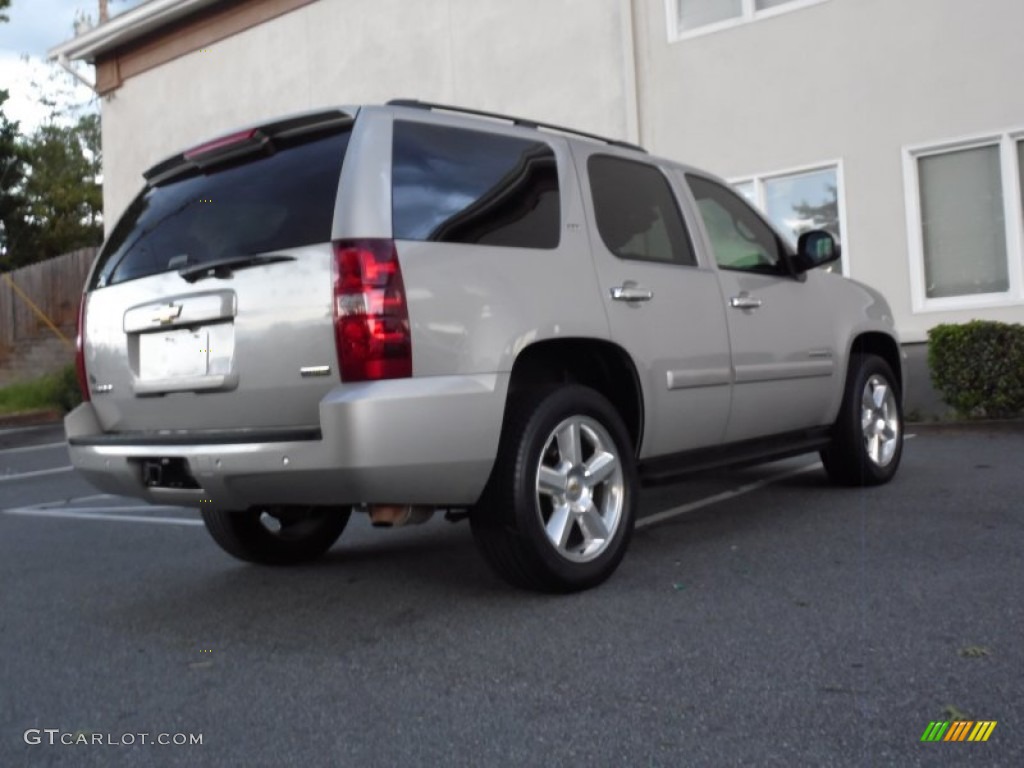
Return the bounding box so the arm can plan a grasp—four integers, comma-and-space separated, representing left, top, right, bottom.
368, 505, 433, 528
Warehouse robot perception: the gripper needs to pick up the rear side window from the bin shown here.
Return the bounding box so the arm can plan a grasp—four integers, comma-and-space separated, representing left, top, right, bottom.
588, 155, 696, 266
91, 130, 350, 288
392, 121, 560, 248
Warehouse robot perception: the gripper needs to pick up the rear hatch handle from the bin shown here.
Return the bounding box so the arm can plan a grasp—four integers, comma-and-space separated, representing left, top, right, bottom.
178, 254, 295, 283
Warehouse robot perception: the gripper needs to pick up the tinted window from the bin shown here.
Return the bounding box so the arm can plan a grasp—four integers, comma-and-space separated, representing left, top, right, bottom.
588, 156, 696, 266
392, 122, 560, 248
92, 130, 350, 288
687, 174, 784, 273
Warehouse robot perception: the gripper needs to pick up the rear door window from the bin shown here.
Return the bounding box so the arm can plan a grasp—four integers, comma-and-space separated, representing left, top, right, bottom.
91, 130, 350, 288
588, 155, 696, 266
392, 121, 560, 248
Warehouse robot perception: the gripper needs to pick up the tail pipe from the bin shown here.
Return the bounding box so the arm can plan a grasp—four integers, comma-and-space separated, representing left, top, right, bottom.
368, 505, 434, 528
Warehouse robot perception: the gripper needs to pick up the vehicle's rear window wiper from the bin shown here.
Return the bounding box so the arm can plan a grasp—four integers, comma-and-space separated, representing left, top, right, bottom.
178, 254, 296, 283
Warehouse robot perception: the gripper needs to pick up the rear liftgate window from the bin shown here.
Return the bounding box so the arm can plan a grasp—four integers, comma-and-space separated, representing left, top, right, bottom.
392, 121, 560, 248
91, 129, 351, 288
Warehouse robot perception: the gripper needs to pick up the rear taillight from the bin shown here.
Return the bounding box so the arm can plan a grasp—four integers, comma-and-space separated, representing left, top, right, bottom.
331, 239, 412, 382
75, 293, 90, 402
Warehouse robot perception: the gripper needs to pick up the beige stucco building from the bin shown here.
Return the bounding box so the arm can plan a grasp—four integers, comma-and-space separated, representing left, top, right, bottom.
51, 0, 1024, 345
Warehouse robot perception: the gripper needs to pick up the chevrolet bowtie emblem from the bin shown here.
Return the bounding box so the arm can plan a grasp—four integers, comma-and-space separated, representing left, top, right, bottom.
151, 304, 183, 325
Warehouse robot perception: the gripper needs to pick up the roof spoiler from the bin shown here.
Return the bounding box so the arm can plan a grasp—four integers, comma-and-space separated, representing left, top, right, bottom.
144, 109, 354, 186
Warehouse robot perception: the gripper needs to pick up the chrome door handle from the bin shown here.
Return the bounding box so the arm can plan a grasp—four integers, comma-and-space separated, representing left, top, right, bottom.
611, 286, 654, 302
729, 295, 763, 310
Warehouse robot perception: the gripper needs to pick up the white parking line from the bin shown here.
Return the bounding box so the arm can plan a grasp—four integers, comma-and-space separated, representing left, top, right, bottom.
65, 493, 117, 504
1, 457, 853, 530
23, 493, 117, 509
0, 441, 67, 455
0, 466, 74, 483
637, 461, 822, 530
4, 507, 203, 526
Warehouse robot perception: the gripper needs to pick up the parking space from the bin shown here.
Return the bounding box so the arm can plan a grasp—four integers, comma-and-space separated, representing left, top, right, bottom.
1, 423, 1021, 766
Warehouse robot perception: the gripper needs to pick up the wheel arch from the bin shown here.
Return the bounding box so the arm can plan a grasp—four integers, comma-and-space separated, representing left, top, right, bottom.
849, 332, 903, 396
505, 338, 644, 455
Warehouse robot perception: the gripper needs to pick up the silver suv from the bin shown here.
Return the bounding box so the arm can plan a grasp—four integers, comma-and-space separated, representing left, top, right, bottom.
66, 100, 904, 592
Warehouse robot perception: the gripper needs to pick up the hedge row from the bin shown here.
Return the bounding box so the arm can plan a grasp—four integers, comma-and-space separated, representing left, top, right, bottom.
928, 320, 1024, 419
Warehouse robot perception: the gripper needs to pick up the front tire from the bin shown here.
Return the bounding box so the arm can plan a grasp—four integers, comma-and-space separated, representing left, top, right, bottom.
202, 505, 350, 565
821, 353, 903, 486
471, 385, 637, 592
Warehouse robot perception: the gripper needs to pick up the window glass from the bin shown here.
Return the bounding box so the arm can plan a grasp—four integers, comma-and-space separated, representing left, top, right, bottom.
588, 156, 696, 266
687, 175, 782, 272
919, 146, 1009, 298
733, 180, 755, 203
755, 0, 798, 10
763, 168, 839, 246
733, 166, 843, 274
678, 0, 742, 31
93, 130, 350, 288
1018, 140, 1024, 224
676, 0, 825, 36
392, 122, 560, 249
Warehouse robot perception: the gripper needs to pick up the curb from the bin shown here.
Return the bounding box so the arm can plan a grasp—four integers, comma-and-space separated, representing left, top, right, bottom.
0, 409, 65, 429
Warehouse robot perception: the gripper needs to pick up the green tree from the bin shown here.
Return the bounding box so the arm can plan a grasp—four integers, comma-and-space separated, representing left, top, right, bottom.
2, 114, 103, 267
0, 89, 28, 264
0, 3, 23, 257
0, 0, 105, 269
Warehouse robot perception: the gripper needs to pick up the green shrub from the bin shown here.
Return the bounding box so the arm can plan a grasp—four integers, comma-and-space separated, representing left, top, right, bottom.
52, 363, 83, 413
0, 375, 54, 414
0, 363, 82, 415
928, 321, 1024, 419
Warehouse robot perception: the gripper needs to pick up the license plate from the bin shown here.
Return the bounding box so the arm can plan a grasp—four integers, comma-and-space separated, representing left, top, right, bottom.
139, 329, 209, 380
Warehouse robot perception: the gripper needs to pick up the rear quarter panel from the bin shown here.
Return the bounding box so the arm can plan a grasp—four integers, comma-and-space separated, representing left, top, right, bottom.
344, 109, 612, 377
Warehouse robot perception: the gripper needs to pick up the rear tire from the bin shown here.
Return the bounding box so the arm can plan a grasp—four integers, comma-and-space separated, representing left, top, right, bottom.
201, 505, 350, 565
471, 385, 637, 592
821, 353, 903, 486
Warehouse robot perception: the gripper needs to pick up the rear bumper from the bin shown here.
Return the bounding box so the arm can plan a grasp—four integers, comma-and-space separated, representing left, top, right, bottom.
65, 373, 509, 509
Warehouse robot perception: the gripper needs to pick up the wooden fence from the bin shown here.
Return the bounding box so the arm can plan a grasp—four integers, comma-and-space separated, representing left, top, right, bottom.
0, 248, 98, 353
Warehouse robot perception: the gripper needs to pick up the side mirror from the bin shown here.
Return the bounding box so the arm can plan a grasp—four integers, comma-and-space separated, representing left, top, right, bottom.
794, 230, 841, 273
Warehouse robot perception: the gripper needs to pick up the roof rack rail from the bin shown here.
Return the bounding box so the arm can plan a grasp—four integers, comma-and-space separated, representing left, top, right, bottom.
386, 99, 646, 153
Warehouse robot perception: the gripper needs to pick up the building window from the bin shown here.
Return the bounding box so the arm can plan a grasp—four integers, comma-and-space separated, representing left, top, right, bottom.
734, 181, 755, 202
678, 0, 742, 32
918, 146, 1008, 299
905, 132, 1024, 311
671, 0, 830, 39
731, 163, 845, 275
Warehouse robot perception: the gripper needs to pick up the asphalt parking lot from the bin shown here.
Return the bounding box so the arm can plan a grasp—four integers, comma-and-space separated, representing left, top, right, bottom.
1, 422, 1021, 767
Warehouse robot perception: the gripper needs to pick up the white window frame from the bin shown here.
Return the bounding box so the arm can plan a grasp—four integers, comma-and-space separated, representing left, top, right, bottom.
730, 159, 849, 277
903, 129, 1024, 314
666, 0, 832, 42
